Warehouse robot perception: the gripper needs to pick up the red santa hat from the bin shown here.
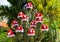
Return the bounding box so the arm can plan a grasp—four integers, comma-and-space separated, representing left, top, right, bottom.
41, 24, 49, 31
30, 20, 36, 28
25, 1, 33, 9
35, 12, 42, 18
36, 17, 43, 23
16, 25, 24, 32
7, 30, 15, 37
11, 19, 19, 27
28, 28, 35, 36
22, 14, 29, 22
17, 12, 24, 18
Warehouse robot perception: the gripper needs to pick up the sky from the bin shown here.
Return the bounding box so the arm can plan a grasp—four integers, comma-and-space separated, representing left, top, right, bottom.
0, 0, 10, 6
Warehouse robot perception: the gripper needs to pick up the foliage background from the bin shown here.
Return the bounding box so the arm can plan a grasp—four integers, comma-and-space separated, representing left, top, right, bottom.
0, 0, 60, 42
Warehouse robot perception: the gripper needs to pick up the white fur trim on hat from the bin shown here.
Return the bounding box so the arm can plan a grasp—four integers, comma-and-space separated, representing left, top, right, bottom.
28, 34, 35, 36
22, 19, 28, 22
41, 29, 49, 31
7, 34, 15, 37
12, 24, 18, 27
16, 29, 24, 32
26, 7, 33, 9
17, 16, 22, 18
30, 25, 36, 27
36, 21, 43, 23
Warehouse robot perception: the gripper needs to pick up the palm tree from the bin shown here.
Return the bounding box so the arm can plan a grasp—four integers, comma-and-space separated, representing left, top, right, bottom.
0, 0, 59, 42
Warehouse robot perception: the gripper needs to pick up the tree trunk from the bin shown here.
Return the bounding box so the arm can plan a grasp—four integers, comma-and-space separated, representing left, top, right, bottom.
22, 21, 28, 42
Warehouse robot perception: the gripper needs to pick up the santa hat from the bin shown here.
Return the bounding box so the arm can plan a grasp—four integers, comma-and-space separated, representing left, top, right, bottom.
24, 1, 33, 9
17, 12, 24, 18
35, 12, 42, 18
7, 30, 15, 37
36, 17, 43, 23
30, 20, 36, 28
22, 14, 29, 22
41, 24, 49, 31
16, 25, 24, 32
28, 28, 35, 36
11, 19, 19, 27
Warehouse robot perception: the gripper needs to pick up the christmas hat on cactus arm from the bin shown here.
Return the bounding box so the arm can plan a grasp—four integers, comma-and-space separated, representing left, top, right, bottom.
28, 28, 35, 36
16, 25, 24, 32
11, 19, 19, 28
30, 20, 36, 28
24, 1, 33, 9
7, 30, 15, 37
41, 24, 49, 31
36, 17, 43, 23
17, 12, 24, 18
35, 12, 43, 18
22, 14, 29, 22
